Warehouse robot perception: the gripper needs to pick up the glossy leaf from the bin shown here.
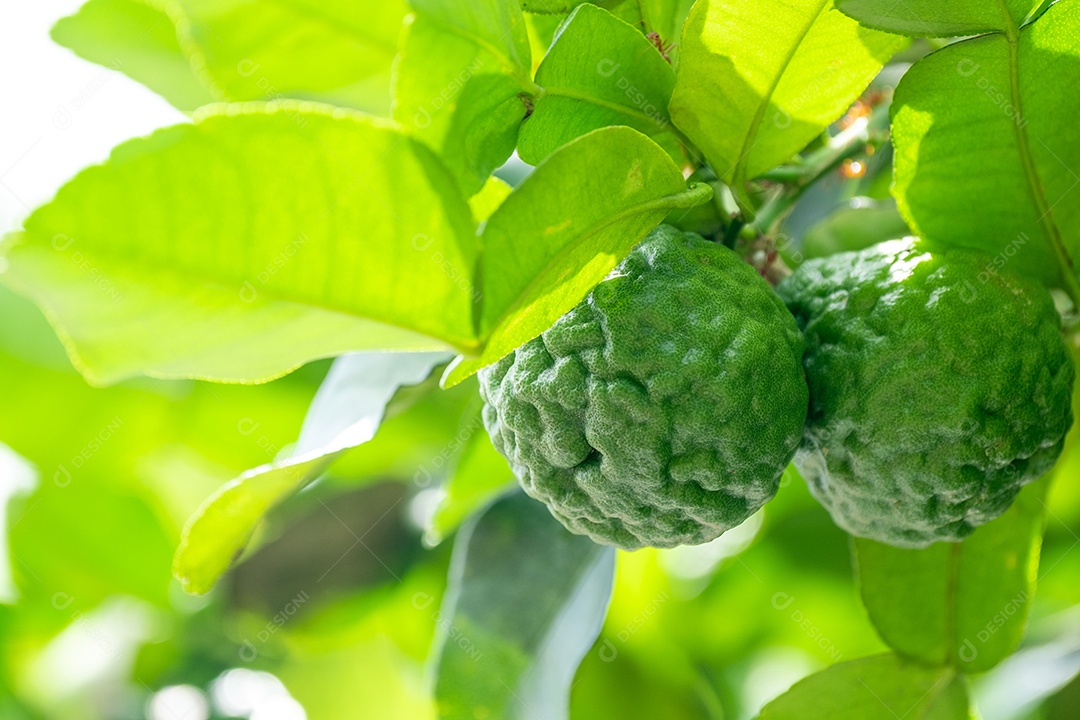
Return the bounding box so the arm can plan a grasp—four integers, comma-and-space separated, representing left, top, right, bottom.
443, 126, 712, 386
855, 479, 1050, 673
173, 352, 446, 594
51, 0, 215, 111
891, 2, 1080, 288
0, 105, 479, 385
518, 4, 676, 164
756, 654, 971, 720
394, 0, 533, 195
433, 492, 616, 720
669, 0, 902, 184
975, 630, 1080, 720
295, 352, 449, 457
837, 0, 1042, 37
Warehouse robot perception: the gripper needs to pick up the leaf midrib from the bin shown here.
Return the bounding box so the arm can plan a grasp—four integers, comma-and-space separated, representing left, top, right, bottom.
995, 0, 1080, 297
7, 231, 480, 353
539, 86, 672, 131
416, 10, 532, 89
734, 0, 830, 186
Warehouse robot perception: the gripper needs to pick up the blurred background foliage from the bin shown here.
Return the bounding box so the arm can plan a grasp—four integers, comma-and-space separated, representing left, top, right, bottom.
3, 258, 1080, 719
2, 2, 1080, 719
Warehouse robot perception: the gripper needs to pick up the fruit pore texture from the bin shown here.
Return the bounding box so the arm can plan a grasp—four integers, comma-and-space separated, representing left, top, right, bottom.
479, 225, 809, 549
778, 238, 1074, 547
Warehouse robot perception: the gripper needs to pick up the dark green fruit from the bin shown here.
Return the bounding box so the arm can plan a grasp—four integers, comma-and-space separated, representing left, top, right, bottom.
479, 225, 809, 549
778, 238, 1074, 548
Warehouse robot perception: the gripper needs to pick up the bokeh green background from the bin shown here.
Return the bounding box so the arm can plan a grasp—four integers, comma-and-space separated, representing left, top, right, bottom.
3, 275, 1080, 718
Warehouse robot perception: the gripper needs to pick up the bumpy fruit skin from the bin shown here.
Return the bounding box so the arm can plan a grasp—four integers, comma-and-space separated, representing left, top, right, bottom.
778, 239, 1074, 548
479, 225, 809, 549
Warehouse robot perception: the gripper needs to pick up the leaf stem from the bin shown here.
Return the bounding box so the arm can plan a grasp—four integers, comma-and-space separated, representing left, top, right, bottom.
756, 166, 807, 184
730, 0, 829, 192
722, 217, 745, 248
750, 125, 872, 233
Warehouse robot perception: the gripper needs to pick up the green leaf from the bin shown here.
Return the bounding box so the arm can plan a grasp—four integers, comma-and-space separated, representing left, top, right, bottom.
51, 0, 216, 112
521, 0, 580, 13
294, 352, 450, 457
178, 0, 408, 114
173, 352, 446, 594
433, 491, 616, 720
756, 654, 971, 720
323, 374, 481, 486
837, 0, 1042, 37
394, 0, 533, 195
425, 414, 514, 545
891, 2, 1080, 290
0, 105, 479, 385
669, 0, 902, 185
53, 0, 409, 114
411, 0, 532, 71
518, 4, 676, 164
855, 479, 1050, 673
469, 177, 514, 224
443, 126, 712, 386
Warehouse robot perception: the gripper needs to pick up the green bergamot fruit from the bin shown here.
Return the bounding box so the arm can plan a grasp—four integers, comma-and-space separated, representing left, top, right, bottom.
778, 238, 1074, 548
479, 225, 809, 549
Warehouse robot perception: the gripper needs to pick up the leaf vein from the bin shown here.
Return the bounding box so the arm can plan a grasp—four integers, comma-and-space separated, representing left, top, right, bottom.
996, 0, 1080, 301
733, 0, 830, 188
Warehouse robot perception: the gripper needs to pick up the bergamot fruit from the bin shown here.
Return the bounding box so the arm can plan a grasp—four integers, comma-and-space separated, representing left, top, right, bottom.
479, 225, 809, 549
778, 238, 1074, 548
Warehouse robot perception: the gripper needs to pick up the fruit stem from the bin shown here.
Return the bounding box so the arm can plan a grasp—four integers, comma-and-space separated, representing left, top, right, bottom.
752, 134, 870, 234
744, 95, 887, 234
722, 216, 745, 248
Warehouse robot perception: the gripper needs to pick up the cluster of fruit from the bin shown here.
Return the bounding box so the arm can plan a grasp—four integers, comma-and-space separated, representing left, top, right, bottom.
479, 226, 1075, 550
